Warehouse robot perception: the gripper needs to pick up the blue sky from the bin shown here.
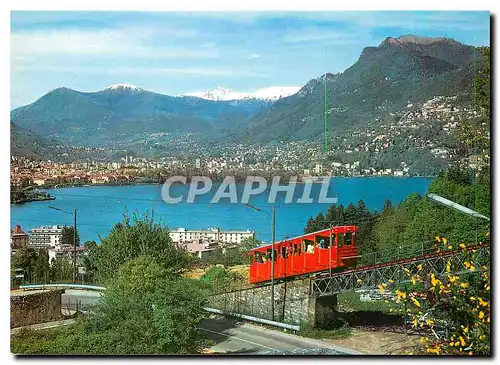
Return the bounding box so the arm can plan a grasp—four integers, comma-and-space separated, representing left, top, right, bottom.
10, 11, 490, 108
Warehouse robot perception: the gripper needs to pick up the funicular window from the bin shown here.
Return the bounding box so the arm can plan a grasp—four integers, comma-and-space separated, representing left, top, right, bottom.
316, 236, 330, 249
292, 243, 301, 255
338, 234, 344, 248
281, 246, 288, 259
345, 232, 353, 246
304, 240, 315, 254
266, 249, 277, 261
254, 251, 266, 264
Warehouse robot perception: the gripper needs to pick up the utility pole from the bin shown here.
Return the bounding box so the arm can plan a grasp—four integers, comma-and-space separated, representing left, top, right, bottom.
244, 203, 276, 321
329, 225, 333, 277
48, 205, 78, 284
324, 78, 328, 153
73, 208, 77, 284
271, 206, 276, 321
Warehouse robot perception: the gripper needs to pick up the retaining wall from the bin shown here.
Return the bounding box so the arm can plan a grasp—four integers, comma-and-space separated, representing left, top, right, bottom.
10, 289, 64, 328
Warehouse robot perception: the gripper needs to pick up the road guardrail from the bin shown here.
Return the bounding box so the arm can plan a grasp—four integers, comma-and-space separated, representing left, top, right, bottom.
19, 283, 106, 291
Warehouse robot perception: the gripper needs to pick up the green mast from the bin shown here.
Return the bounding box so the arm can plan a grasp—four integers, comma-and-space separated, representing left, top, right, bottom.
324, 78, 328, 153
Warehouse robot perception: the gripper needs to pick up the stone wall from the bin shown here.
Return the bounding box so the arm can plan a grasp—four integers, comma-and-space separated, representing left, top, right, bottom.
207, 279, 330, 327
10, 289, 64, 328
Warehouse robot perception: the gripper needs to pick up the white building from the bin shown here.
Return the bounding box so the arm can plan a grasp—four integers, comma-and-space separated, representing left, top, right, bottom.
47, 245, 87, 264
28, 225, 66, 248
169, 228, 254, 245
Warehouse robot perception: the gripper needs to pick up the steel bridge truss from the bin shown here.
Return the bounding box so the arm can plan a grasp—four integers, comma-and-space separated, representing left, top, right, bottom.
311, 244, 490, 297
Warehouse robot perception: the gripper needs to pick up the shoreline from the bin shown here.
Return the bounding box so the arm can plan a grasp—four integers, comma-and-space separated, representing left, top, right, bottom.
11, 196, 56, 205
34, 175, 435, 191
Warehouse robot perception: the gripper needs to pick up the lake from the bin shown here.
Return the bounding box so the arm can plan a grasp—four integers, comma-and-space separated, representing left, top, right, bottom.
10, 177, 432, 243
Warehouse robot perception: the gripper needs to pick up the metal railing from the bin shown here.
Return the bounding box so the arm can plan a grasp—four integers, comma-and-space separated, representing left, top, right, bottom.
62, 297, 83, 316
311, 244, 490, 297
204, 307, 300, 331
357, 240, 436, 267
20, 283, 106, 291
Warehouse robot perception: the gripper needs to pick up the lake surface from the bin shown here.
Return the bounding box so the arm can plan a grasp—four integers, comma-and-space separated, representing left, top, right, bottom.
10, 177, 432, 243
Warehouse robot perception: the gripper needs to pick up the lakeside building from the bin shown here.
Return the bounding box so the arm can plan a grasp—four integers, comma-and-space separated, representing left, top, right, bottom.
11, 224, 29, 254
179, 240, 240, 259
13, 224, 88, 266
28, 225, 66, 249
169, 227, 254, 245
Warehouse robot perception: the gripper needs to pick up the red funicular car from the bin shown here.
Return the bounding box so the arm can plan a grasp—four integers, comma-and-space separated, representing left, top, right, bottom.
249, 226, 359, 284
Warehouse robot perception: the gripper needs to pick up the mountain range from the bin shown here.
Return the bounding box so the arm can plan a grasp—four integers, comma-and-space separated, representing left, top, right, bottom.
10, 122, 60, 160
11, 84, 273, 146
235, 35, 478, 142
11, 34, 482, 157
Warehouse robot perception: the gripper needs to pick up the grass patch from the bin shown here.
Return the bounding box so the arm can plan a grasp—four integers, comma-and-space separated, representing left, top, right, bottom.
11, 325, 78, 355
338, 292, 394, 313
299, 325, 352, 340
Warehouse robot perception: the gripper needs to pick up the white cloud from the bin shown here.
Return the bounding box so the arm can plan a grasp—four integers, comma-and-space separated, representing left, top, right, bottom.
158, 68, 267, 77
252, 86, 301, 98
250, 53, 261, 58
282, 29, 359, 44
12, 64, 268, 78
10, 26, 208, 61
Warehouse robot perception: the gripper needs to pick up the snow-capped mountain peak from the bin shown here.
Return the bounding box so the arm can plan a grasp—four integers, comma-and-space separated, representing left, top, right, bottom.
184, 87, 246, 101
103, 84, 143, 92
251, 86, 301, 101
183, 86, 300, 102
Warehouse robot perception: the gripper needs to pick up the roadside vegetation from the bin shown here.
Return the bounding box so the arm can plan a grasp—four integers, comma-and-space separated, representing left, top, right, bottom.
11, 213, 210, 355
377, 237, 490, 355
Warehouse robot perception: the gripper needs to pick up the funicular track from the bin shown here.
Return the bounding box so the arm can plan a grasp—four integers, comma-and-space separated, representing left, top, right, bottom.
311, 243, 490, 297
210, 243, 490, 298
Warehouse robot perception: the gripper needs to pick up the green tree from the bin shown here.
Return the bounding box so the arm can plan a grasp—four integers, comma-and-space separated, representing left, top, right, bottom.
60, 226, 80, 247
304, 217, 316, 234
355, 200, 379, 263
84, 256, 207, 354
11, 248, 50, 283
82, 241, 99, 283
95, 212, 194, 283
313, 213, 326, 230
49, 256, 73, 282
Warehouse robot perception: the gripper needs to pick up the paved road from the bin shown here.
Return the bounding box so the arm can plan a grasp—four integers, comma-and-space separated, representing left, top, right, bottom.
199, 315, 362, 355
61, 290, 361, 354
11, 319, 77, 335
62, 289, 102, 310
